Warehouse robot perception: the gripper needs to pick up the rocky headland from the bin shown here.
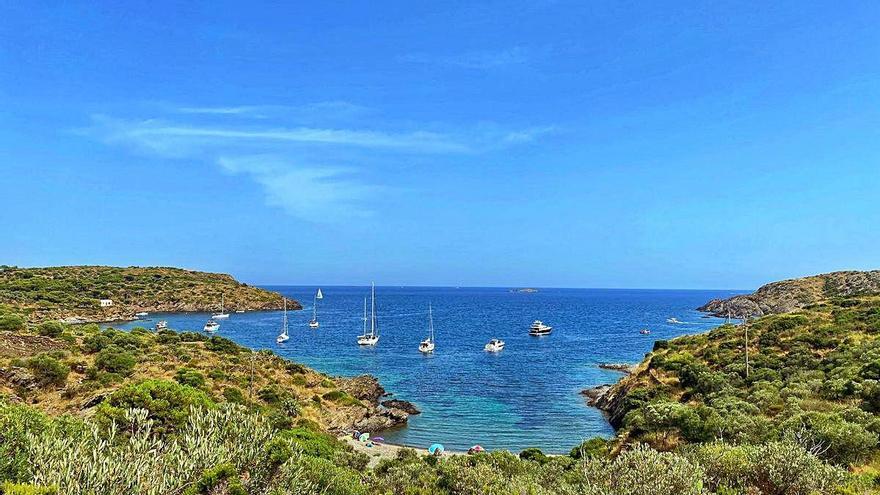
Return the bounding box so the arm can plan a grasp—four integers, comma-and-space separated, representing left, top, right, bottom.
0, 265, 301, 323
697, 270, 880, 318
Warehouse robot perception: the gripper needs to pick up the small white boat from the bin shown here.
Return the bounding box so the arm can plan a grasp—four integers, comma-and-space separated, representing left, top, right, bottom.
419, 303, 436, 354
135, 311, 149, 317
212, 294, 230, 320
235, 309, 245, 313
485, 339, 505, 352
155, 320, 167, 331
309, 288, 322, 328
276, 298, 289, 343
528, 320, 552, 336
666, 317, 682, 324
640, 328, 651, 335
204, 319, 220, 333
357, 284, 379, 346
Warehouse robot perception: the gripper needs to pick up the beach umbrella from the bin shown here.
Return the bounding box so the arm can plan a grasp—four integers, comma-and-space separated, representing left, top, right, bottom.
428, 443, 445, 455
468, 445, 485, 454
359, 433, 370, 442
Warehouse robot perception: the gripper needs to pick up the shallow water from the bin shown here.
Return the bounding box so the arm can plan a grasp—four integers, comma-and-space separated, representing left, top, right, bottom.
113, 286, 739, 453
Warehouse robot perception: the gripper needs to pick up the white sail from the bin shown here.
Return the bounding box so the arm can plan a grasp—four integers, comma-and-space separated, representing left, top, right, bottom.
316, 288, 323, 299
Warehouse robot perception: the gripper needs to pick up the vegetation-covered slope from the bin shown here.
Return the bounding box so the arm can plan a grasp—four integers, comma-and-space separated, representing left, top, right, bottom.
0, 265, 301, 322
599, 294, 880, 470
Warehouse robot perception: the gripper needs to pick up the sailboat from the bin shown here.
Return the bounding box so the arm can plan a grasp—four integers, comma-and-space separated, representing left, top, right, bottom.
212, 294, 230, 320
276, 298, 289, 343
309, 288, 322, 328
419, 303, 436, 353
357, 283, 379, 346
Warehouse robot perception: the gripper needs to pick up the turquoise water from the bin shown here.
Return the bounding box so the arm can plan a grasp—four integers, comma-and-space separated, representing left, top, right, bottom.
113, 286, 739, 453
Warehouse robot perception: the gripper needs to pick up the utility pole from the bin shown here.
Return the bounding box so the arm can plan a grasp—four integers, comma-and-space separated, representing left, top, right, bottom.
742, 313, 750, 379
249, 352, 256, 400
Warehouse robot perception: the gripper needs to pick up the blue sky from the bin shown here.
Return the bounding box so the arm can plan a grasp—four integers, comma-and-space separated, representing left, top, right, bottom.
1, 1, 879, 289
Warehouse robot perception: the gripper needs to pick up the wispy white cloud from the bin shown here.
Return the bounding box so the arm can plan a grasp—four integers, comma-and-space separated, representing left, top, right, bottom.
88, 115, 470, 154
178, 105, 270, 115
400, 47, 529, 69
218, 155, 375, 221
82, 108, 554, 221
174, 101, 371, 121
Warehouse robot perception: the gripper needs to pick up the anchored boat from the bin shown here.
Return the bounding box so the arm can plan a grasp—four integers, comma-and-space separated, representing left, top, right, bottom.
528, 320, 552, 336
357, 283, 379, 346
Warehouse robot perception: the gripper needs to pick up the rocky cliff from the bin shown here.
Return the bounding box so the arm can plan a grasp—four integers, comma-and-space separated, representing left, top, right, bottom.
698, 270, 880, 318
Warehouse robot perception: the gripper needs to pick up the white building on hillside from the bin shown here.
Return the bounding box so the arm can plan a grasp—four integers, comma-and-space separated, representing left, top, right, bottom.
99, 299, 113, 307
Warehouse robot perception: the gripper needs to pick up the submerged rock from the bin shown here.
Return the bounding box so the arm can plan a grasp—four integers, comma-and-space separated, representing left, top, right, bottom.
598, 363, 636, 374
382, 399, 421, 415
580, 385, 612, 406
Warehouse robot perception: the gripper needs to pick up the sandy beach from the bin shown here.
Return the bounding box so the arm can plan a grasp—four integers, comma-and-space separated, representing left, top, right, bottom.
339, 436, 461, 468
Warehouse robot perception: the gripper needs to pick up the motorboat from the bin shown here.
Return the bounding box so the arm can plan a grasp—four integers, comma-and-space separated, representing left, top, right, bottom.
154, 320, 167, 331
484, 339, 505, 352
204, 319, 220, 333
419, 304, 436, 353
135, 311, 149, 317
640, 329, 651, 335
528, 320, 552, 336
666, 317, 682, 324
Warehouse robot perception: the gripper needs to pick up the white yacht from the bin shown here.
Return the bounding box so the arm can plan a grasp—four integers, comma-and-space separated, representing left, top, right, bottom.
135, 311, 149, 317
212, 294, 230, 320
485, 339, 505, 352
203, 319, 220, 333
419, 303, 436, 354
155, 320, 167, 331
357, 284, 379, 346
309, 288, 322, 328
528, 320, 552, 336
276, 298, 289, 343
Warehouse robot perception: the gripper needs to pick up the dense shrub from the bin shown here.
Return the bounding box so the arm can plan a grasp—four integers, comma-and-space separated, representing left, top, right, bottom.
25, 355, 69, 388
173, 368, 206, 388
205, 336, 240, 354
94, 347, 137, 376
97, 380, 214, 433
0, 313, 26, 332
36, 322, 63, 338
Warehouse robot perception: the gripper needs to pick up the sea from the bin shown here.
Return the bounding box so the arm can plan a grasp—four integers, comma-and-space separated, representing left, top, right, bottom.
111, 286, 742, 453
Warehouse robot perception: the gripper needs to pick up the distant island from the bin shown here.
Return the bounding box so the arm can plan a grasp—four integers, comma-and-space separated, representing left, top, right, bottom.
0, 265, 302, 323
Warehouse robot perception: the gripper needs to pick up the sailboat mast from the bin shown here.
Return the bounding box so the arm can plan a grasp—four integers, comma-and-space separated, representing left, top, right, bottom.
282, 298, 288, 334
362, 297, 368, 335
429, 303, 434, 342
370, 282, 376, 337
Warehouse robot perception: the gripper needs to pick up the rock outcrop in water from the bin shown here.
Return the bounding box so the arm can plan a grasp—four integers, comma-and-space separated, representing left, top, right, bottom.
337, 374, 419, 432
698, 270, 880, 318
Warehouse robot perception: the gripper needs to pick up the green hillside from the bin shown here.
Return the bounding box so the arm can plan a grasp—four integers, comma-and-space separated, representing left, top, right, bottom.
0, 265, 301, 322
598, 294, 880, 471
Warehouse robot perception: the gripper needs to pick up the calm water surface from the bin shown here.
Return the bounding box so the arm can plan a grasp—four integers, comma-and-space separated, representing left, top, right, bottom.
113, 287, 740, 453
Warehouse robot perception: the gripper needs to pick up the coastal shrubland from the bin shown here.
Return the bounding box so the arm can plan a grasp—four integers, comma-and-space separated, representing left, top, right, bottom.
601, 294, 880, 474
2, 274, 880, 493
0, 265, 301, 322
